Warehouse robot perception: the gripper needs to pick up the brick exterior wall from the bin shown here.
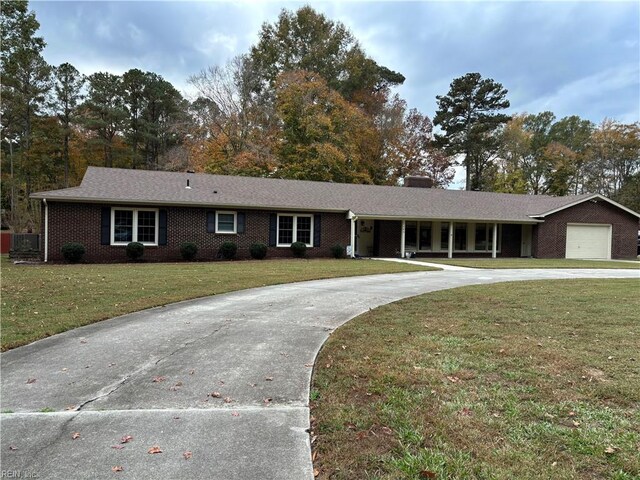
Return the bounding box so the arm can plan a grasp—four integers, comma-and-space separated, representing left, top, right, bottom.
43, 202, 350, 262
532, 200, 638, 259
376, 220, 402, 257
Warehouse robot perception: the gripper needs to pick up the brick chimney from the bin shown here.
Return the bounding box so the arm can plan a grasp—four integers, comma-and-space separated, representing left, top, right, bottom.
404, 176, 434, 188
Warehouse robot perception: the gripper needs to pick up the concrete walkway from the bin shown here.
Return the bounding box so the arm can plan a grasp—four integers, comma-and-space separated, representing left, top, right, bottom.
372, 257, 474, 270
1, 268, 638, 479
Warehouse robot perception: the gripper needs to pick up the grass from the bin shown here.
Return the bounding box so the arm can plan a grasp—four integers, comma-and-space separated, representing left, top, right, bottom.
0, 256, 434, 351
311, 279, 640, 479
415, 258, 640, 269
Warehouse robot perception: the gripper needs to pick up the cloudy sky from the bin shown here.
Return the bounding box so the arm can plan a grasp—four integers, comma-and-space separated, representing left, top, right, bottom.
31, 0, 639, 126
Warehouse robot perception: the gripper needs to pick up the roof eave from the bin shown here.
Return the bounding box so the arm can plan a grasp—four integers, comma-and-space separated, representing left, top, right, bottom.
351, 213, 543, 224
531, 193, 640, 219
29, 195, 350, 214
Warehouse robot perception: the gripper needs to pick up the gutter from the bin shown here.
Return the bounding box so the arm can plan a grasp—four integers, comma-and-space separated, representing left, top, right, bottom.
28, 195, 350, 215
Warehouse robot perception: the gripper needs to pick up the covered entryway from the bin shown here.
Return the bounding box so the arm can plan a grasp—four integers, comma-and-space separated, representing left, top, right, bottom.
565, 224, 611, 259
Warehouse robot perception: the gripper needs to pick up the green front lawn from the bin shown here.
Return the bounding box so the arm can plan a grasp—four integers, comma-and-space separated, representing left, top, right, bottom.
0, 256, 434, 351
312, 279, 640, 479
415, 258, 640, 269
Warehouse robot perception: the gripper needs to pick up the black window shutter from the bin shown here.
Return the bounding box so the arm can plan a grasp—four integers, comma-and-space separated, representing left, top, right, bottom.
159, 209, 168, 245
207, 211, 216, 233
313, 214, 321, 247
101, 207, 111, 245
269, 213, 277, 246
237, 212, 246, 234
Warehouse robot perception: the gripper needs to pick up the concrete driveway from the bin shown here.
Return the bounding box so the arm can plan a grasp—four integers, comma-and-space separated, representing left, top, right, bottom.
1, 268, 638, 479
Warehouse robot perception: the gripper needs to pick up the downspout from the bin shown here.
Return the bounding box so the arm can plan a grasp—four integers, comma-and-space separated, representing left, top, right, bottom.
43, 198, 48, 263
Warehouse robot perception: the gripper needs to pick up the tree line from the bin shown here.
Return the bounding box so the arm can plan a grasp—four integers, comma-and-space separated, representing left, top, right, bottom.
2, 2, 639, 232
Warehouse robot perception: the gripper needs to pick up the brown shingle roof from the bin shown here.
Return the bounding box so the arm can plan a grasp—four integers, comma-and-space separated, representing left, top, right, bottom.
32, 167, 604, 223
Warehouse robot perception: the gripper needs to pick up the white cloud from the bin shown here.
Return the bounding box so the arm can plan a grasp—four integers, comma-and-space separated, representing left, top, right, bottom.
515, 64, 640, 122
196, 31, 239, 56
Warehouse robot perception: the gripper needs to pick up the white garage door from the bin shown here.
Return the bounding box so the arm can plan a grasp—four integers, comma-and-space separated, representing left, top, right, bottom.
566, 224, 611, 259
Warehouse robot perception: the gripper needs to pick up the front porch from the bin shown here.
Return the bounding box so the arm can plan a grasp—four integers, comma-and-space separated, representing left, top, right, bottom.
349, 217, 534, 259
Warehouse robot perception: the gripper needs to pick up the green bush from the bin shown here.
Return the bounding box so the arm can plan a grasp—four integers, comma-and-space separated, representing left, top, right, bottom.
290, 241, 307, 258
61, 242, 86, 263
126, 242, 145, 261
219, 241, 237, 260
330, 244, 345, 259
180, 242, 198, 261
250, 243, 268, 260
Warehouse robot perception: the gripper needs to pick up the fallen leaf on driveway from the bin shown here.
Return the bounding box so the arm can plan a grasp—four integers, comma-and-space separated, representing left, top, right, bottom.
152, 376, 166, 383
183, 451, 192, 460
265, 376, 273, 381
120, 435, 133, 444
231, 411, 240, 417
111, 445, 125, 450
148, 445, 163, 454
26, 378, 36, 384
8, 446, 18, 451
209, 391, 221, 398
223, 397, 232, 403
111, 466, 123, 472
72, 432, 81, 440
263, 397, 272, 404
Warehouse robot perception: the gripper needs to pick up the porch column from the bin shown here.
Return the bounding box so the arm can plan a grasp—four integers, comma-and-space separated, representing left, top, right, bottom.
350, 217, 356, 258
492, 222, 498, 258
400, 220, 406, 258
448, 221, 453, 259
44, 199, 49, 263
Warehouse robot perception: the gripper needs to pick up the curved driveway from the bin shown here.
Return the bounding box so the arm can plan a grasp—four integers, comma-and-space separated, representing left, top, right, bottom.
1, 268, 638, 479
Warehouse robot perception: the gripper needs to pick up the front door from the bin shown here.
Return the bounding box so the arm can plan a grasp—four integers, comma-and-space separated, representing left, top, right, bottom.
521, 224, 532, 257
357, 220, 375, 257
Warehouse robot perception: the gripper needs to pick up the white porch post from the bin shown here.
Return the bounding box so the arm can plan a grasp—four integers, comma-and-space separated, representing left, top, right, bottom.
492, 223, 498, 258
44, 199, 49, 263
448, 221, 453, 259
400, 220, 406, 258
350, 217, 356, 258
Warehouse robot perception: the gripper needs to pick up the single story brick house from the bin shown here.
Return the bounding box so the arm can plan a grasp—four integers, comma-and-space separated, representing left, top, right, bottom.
31, 167, 640, 262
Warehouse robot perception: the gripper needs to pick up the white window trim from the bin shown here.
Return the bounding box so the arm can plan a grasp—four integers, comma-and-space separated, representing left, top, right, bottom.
215, 211, 237, 234
111, 207, 159, 246
276, 213, 314, 247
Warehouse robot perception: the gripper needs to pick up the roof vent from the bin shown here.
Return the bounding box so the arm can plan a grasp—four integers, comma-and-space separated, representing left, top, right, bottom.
404, 176, 434, 188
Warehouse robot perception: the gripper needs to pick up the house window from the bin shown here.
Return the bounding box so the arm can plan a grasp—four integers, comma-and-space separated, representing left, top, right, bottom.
405, 222, 417, 250
473, 223, 500, 252
216, 211, 237, 234
419, 222, 432, 251
454, 223, 467, 251
475, 223, 488, 251
440, 223, 449, 250
111, 208, 158, 245
277, 214, 313, 247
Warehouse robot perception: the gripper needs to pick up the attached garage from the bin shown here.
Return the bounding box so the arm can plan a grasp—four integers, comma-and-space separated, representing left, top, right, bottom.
565, 224, 611, 259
